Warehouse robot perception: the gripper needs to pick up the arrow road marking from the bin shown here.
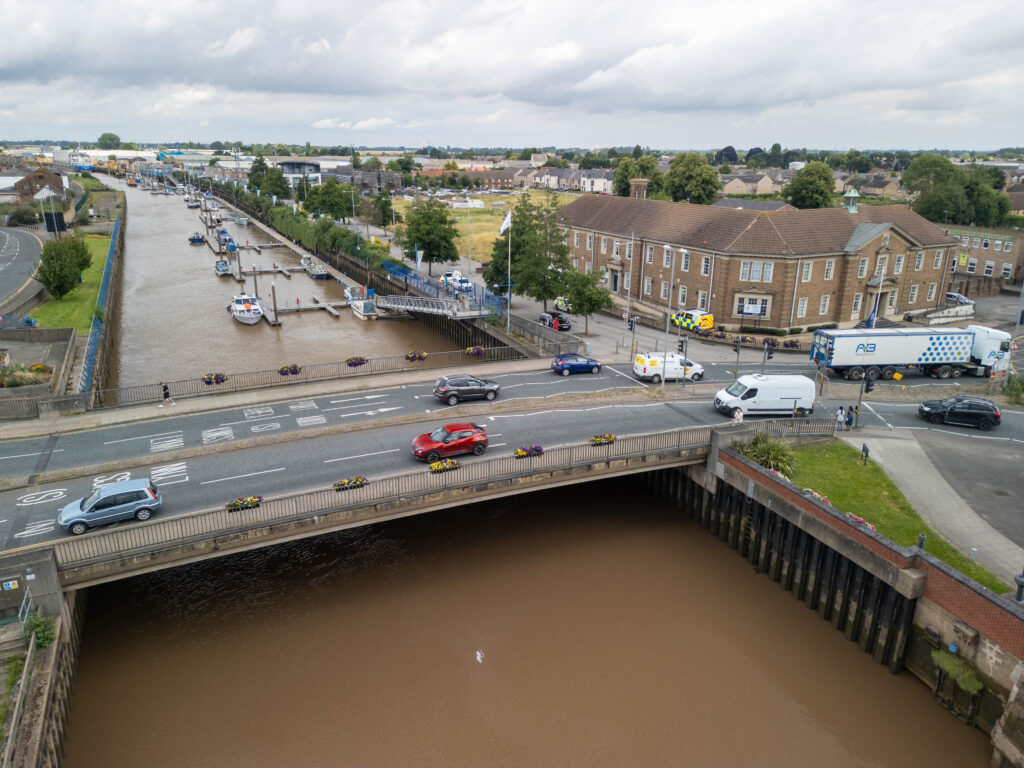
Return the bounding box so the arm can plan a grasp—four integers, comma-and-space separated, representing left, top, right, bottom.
328, 394, 388, 404
334, 407, 403, 418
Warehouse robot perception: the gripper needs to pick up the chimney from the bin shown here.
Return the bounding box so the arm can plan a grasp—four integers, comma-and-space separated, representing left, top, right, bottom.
629, 178, 649, 199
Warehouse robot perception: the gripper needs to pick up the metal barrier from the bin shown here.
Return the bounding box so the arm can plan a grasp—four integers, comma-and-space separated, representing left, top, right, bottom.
52, 420, 835, 570
77, 218, 119, 393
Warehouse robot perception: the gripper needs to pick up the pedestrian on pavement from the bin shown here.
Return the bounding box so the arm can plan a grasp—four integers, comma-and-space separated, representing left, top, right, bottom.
836, 406, 845, 432
731, 408, 744, 424
159, 382, 175, 407
553, 316, 559, 331
846, 406, 855, 431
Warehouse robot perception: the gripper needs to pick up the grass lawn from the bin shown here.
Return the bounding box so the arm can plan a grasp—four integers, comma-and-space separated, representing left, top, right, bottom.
72, 174, 109, 192
787, 441, 1009, 594
31, 235, 110, 333
393, 190, 579, 265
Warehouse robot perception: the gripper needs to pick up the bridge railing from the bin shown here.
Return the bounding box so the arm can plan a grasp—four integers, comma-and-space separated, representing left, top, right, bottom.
52, 419, 835, 570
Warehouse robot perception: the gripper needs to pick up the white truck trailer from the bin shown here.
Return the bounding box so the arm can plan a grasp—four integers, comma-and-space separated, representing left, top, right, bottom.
809, 325, 1011, 380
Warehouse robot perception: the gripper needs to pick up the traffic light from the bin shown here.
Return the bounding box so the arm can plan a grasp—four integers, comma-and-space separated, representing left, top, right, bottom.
627, 317, 636, 331
765, 344, 775, 361
678, 340, 685, 353
733, 339, 741, 353
864, 377, 875, 394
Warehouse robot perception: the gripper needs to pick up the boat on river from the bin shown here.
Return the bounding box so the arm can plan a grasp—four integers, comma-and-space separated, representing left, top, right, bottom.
351, 299, 377, 320
301, 254, 328, 280
188, 232, 206, 245
228, 294, 264, 325
186, 200, 201, 209
231, 211, 249, 225
214, 259, 232, 277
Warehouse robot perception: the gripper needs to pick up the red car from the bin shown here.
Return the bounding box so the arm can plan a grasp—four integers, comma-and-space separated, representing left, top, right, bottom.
411, 423, 489, 462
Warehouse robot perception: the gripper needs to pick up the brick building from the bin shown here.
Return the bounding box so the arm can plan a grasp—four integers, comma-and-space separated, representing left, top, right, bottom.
14, 166, 66, 203
944, 226, 1021, 295
560, 195, 958, 331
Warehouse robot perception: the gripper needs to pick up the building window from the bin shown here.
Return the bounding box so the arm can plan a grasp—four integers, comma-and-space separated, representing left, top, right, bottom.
586, 234, 593, 250
626, 243, 633, 259
643, 276, 652, 295
624, 273, 631, 290
984, 260, 994, 277
585, 262, 592, 274
994, 240, 1003, 252
613, 241, 620, 258
740, 261, 750, 281
961, 236, 969, 247
887, 290, 897, 309
927, 283, 937, 302
967, 258, 977, 274
933, 251, 943, 269
875, 255, 887, 276
908, 285, 918, 304
802, 262, 812, 282
681, 251, 690, 271
763, 263, 773, 282
701, 256, 710, 276
646, 246, 654, 264
858, 258, 868, 278
735, 295, 769, 317
600, 237, 607, 254
660, 280, 669, 300
698, 290, 708, 310
973, 237, 980, 247
1003, 263, 1013, 279
819, 295, 829, 314
982, 239, 990, 249
894, 254, 904, 274
750, 262, 763, 282
797, 297, 807, 318
574, 232, 580, 247
915, 251, 924, 271
824, 259, 835, 280
572, 258, 578, 269
663, 247, 671, 268
1005, 241, 1013, 253
852, 293, 862, 313
678, 285, 687, 306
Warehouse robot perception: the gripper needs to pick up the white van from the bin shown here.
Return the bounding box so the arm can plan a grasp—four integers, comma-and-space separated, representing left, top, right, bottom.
633, 353, 704, 383
714, 374, 815, 417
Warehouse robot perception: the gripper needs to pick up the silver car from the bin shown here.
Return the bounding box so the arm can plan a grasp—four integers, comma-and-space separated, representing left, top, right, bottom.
57, 478, 162, 536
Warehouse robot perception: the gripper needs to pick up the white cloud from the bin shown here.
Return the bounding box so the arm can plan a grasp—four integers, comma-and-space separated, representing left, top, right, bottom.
206, 27, 263, 59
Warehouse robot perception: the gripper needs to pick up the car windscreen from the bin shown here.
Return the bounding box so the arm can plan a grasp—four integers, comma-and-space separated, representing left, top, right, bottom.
939, 397, 961, 407
429, 427, 451, 442
82, 488, 103, 510
725, 381, 747, 397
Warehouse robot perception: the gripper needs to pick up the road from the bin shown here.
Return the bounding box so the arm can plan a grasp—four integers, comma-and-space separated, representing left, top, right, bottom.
0, 228, 42, 314
2, 364, 1022, 552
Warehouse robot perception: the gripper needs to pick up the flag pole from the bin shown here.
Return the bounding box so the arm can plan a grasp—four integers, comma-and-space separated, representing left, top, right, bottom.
506, 215, 512, 334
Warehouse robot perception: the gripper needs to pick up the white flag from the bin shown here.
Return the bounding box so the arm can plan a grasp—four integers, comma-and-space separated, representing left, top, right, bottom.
499, 211, 512, 234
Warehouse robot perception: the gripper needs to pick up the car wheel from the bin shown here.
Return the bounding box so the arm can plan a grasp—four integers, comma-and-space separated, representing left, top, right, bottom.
978, 419, 994, 431
691, 372, 703, 381
651, 374, 662, 384
472, 442, 486, 455
70, 522, 88, 536
446, 394, 459, 406
846, 367, 864, 381
425, 450, 441, 463
591, 366, 600, 374
561, 368, 571, 376
951, 368, 963, 378
795, 408, 807, 417
136, 508, 152, 521
937, 365, 952, 379
929, 413, 944, 425
485, 391, 496, 401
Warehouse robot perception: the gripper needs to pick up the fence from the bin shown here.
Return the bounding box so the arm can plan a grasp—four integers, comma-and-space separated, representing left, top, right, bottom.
77, 217, 119, 393
0, 632, 35, 768
52, 419, 836, 569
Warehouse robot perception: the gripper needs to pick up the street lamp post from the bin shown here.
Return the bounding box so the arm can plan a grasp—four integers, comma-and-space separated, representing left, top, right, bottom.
661, 248, 682, 392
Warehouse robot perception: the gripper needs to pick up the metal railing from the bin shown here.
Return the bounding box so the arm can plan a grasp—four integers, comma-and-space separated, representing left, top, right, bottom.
52, 420, 835, 570
77, 217, 119, 393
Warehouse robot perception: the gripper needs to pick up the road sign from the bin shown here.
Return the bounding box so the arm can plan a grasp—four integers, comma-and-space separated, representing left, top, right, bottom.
990, 370, 1007, 381
1011, 341, 1020, 351
622, 311, 629, 321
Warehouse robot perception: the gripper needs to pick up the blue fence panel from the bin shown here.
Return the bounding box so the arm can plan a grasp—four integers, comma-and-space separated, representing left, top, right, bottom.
77, 217, 118, 393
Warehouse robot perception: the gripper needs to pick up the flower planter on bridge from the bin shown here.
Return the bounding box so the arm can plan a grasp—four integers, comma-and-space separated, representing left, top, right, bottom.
226, 495, 262, 511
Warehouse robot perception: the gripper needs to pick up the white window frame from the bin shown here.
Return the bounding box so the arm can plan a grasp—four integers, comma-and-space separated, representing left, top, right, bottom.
763, 263, 773, 283
852, 293, 862, 313
646, 246, 654, 264
858, 258, 868, 278
933, 250, 943, 269
994, 240, 1003, 252
586, 234, 593, 250
585, 262, 592, 274
624, 272, 631, 290
626, 243, 633, 260
887, 290, 897, 309
875, 255, 887, 276
1005, 241, 1013, 253
678, 285, 687, 306
613, 240, 620, 258
573, 231, 580, 247
894, 254, 904, 274
572, 258, 578, 269
926, 283, 937, 302
681, 251, 690, 271
663, 247, 671, 268
819, 295, 829, 314
967, 258, 977, 274
740, 261, 750, 281
802, 262, 812, 282
796, 297, 807, 318
600, 237, 607, 254
698, 290, 708, 310
660, 280, 669, 300
982, 239, 990, 250
643, 276, 652, 295
915, 252, 924, 271
824, 259, 835, 280
973, 237, 981, 247
1002, 263, 1013, 279
750, 262, 763, 282
984, 260, 994, 277
908, 285, 918, 304
701, 256, 711, 276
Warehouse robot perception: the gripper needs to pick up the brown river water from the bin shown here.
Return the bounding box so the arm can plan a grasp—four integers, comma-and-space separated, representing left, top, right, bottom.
112, 182, 454, 388
63, 480, 990, 768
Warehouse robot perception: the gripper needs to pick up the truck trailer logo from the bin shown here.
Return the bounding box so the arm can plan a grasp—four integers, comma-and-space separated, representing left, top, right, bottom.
855, 343, 877, 355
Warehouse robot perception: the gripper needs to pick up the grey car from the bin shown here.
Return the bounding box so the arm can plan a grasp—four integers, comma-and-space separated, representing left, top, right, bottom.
57, 478, 163, 535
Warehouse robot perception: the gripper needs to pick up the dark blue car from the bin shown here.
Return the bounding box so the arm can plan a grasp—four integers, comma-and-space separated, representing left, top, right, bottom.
551, 354, 602, 376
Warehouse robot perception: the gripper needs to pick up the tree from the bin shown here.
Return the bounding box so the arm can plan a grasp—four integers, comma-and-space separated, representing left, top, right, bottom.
542, 156, 570, 168
786, 161, 835, 209
766, 143, 783, 168
37, 237, 85, 299
304, 177, 353, 220
362, 156, 382, 171
632, 145, 643, 159
371, 190, 394, 229
745, 147, 766, 167
564, 269, 614, 334
665, 153, 722, 204
612, 156, 663, 197
97, 132, 121, 149
248, 155, 268, 192
261, 168, 291, 200
715, 146, 739, 164
719, 164, 732, 175
402, 199, 459, 275
7, 204, 37, 225
901, 154, 960, 196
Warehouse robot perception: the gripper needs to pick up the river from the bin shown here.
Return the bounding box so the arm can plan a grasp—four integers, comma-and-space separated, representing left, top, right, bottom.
112, 182, 455, 388
63, 479, 990, 767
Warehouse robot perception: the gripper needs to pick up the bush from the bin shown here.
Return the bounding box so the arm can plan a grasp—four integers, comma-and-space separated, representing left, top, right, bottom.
807, 323, 838, 332
734, 433, 795, 475
738, 326, 788, 335
7, 204, 38, 226
23, 612, 56, 649
789, 327, 804, 335
1005, 374, 1023, 404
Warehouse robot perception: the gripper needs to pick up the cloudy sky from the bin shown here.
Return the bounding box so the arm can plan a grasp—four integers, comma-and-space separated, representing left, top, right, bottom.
2, 0, 1022, 151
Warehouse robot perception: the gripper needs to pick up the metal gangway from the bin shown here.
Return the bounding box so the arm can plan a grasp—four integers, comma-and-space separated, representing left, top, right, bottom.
373, 294, 489, 319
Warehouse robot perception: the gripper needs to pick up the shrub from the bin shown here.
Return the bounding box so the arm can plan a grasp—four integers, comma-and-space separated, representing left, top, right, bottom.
7, 656, 24, 689
23, 612, 56, 649
7, 204, 38, 226
807, 323, 838, 332
739, 326, 788, 335
789, 327, 804, 335
734, 433, 795, 475
1005, 374, 1023, 404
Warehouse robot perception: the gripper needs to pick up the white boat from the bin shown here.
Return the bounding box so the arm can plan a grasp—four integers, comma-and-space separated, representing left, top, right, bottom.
215, 259, 232, 277
301, 254, 328, 279
231, 211, 250, 225
228, 294, 264, 325
351, 299, 377, 320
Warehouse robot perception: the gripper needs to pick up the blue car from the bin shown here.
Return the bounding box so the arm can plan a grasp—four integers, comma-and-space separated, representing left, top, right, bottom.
551, 353, 602, 376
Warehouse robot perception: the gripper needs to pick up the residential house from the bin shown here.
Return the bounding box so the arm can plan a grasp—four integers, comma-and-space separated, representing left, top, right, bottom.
856, 172, 901, 197
560, 194, 957, 331
579, 169, 614, 195
1006, 184, 1024, 216
14, 167, 67, 203
719, 171, 776, 196
276, 159, 322, 189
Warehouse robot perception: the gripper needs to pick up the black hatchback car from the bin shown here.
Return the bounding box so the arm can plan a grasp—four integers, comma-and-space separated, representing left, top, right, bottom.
433, 374, 501, 406
539, 312, 573, 331
918, 396, 1001, 430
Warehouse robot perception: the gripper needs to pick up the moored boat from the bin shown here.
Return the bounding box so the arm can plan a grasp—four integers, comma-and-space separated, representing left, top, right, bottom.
231, 211, 250, 225
228, 294, 264, 324
301, 254, 328, 279
188, 232, 206, 245
351, 299, 377, 320
215, 259, 232, 277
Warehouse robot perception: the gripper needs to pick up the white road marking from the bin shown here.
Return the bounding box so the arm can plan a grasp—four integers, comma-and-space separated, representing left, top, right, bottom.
607, 367, 646, 386
220, 415, 278, 426
296, 415, 327, 427
250, 422, 281, 433
15, 521, 55, 539
328, 394, 388, 404
333, 407, 403, 418
289, 400, 318, 411
0, 449, 64, 461
244, 407, 275, 419
150, 435, 185, 452
16, 489, 68, 506
151, 462, 188, 483
200, 467, 286, 485
202, 427, 235, 445
104, 430, 183, 445
324, 448, 400, 464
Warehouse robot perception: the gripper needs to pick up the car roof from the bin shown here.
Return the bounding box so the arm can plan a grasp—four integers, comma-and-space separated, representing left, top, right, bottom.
441, 422, 484, 431
97, 478, 153, 496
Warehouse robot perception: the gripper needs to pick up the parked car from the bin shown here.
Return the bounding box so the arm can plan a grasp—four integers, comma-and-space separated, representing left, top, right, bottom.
539, 311, 573, 331
57, 478, 162, 536
918, 396, 1000, 430
412, 423, 489, 462
433, 374, 501, 405
441, 270, 473, 292
945, 292, 974, 305
551, 353, 601, 376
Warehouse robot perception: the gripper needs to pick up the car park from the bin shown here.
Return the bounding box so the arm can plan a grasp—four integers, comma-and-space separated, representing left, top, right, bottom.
918, 396, 1000, 430
433, 374, 501, 405
57, 478, 162, 536
539, 312, 573, 331
412, 423, 489, 461
551, 354, 601, 376
945, 292, 974, 305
